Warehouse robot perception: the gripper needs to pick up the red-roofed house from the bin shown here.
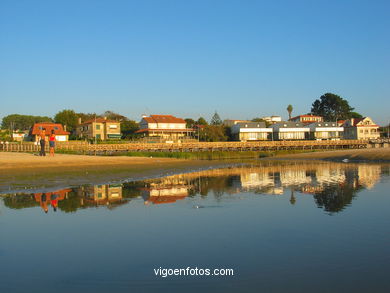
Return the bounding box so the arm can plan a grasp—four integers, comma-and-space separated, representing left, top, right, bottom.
290, 115, 323, 124
136, 115, 194, 142
343, 117, 380, 140
76, 117, 121, 140
30, 123, 70, 142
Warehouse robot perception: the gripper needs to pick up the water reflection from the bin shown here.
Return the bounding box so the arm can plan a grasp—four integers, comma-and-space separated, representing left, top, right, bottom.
1, 162, 389, 214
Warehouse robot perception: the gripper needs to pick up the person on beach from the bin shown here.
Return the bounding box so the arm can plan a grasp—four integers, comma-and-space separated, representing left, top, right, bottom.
49, 130, 56, 156
51, 193, 58, 212
39, 128, 46, 156
40, 193, 48, 213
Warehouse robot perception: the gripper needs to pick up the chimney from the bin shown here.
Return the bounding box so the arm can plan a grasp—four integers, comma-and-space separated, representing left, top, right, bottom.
103, 116, 107, 120
64, 125, 67, 131
142, 114, 147, 118
78, 117, 82, 124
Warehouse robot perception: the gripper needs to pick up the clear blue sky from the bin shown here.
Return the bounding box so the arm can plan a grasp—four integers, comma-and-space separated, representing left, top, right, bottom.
1, 0, 389, 125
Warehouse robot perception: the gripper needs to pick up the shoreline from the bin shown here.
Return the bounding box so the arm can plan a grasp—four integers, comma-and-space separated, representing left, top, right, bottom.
1, 148, 389, 193
269, 147, 390, 162
0, 152, 236, 192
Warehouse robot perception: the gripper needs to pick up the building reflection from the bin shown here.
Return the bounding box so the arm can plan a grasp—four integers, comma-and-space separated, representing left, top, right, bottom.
78, 184, 124, 207
1, 162, 388, 214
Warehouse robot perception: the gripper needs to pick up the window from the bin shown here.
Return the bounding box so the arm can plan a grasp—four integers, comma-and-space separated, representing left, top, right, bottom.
54, 127, 58, 130
109, 124, 118, 129
96, 124, 100, 130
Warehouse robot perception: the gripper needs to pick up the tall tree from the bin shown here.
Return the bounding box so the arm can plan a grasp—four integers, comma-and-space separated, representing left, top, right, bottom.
311, 93, 354, 121
287, 104, 293, 120
102, 110, 128, 121
210, 111, 222, 125
54, 109, 78, 131
76, 112, 99, 123
184, 118, 195, 128
121, 120, 140, 139
199, 125, 228, 142
196, 117, 208, 125
349, 112, 363, 119
1, 114, 52, 130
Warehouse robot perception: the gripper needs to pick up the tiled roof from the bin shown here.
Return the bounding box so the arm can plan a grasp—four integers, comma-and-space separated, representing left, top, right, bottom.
31, 123, 70, 135
147, 195, 187, 205
143, 115, 186, 124
350, 117, 379, 127
135, 128, 194, 133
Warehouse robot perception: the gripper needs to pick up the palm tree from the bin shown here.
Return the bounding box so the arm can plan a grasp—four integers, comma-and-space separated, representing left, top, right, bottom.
289, 189, 296, 205
287, 104, 293, 120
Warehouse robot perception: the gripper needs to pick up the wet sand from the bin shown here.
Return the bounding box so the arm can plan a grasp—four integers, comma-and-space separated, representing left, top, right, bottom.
0, 153, 230, 192
272, 147, 390, 162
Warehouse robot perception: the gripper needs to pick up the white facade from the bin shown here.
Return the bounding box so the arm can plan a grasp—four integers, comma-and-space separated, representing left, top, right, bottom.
231, 122, 272, 141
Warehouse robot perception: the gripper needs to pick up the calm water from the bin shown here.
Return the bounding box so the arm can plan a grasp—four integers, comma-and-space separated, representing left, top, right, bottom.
1, 161, 390, 293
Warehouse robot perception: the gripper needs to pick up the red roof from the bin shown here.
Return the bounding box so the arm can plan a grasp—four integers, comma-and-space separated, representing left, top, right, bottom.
80, 118, 119, 125
31, 123, 70, 135
142, 115, 186, 124
147, 195, 187, 205
351, 117, 379, 127
290, 114, 323, 120
135, 128, 194, 133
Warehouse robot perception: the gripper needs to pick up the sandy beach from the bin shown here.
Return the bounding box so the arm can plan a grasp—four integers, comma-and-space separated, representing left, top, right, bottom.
0, 152, 228, 192
0, 152, 188, 170
272, 147, 390, 162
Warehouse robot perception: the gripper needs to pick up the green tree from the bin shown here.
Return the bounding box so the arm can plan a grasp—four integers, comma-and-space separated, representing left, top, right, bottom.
185, 118, 195, 128
102, 110, 128, 121
287, 104, 293, 120
349, 112, 363, 119
199, 125, 227, 142
76, 112, 99, 123
1, 114, 52, 130
54, 109, 78, 131
210, 111, 222, 125
196, 117, 208, 125
121, 120, 140, 139
311, 93, 354, 121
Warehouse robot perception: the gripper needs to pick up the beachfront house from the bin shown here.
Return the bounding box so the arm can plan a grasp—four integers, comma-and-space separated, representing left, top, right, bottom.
290, 114, 323, 124
136, 115, 194, 142
342, 117, 380, 140
76, 117, 121, 140
306, 122, 344, 140
270, 122, 310, 140
231, 122, 272, 141
30, 123, 70, 142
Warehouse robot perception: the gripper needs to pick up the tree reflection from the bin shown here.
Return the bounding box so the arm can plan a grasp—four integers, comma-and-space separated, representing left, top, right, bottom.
1, 162, 387, 214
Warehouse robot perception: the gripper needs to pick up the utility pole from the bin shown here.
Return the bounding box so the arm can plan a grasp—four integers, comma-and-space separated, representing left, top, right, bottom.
94, 114, 97, 156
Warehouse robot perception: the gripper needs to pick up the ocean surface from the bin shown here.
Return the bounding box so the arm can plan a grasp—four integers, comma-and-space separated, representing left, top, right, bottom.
1, 161, 389, 293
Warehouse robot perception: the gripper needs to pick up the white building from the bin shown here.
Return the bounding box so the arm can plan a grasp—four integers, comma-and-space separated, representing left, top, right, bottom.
136, 115, 194, 142
270, 122, 310, 140
307, 122, 344, 140
231, 122, 272, 141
